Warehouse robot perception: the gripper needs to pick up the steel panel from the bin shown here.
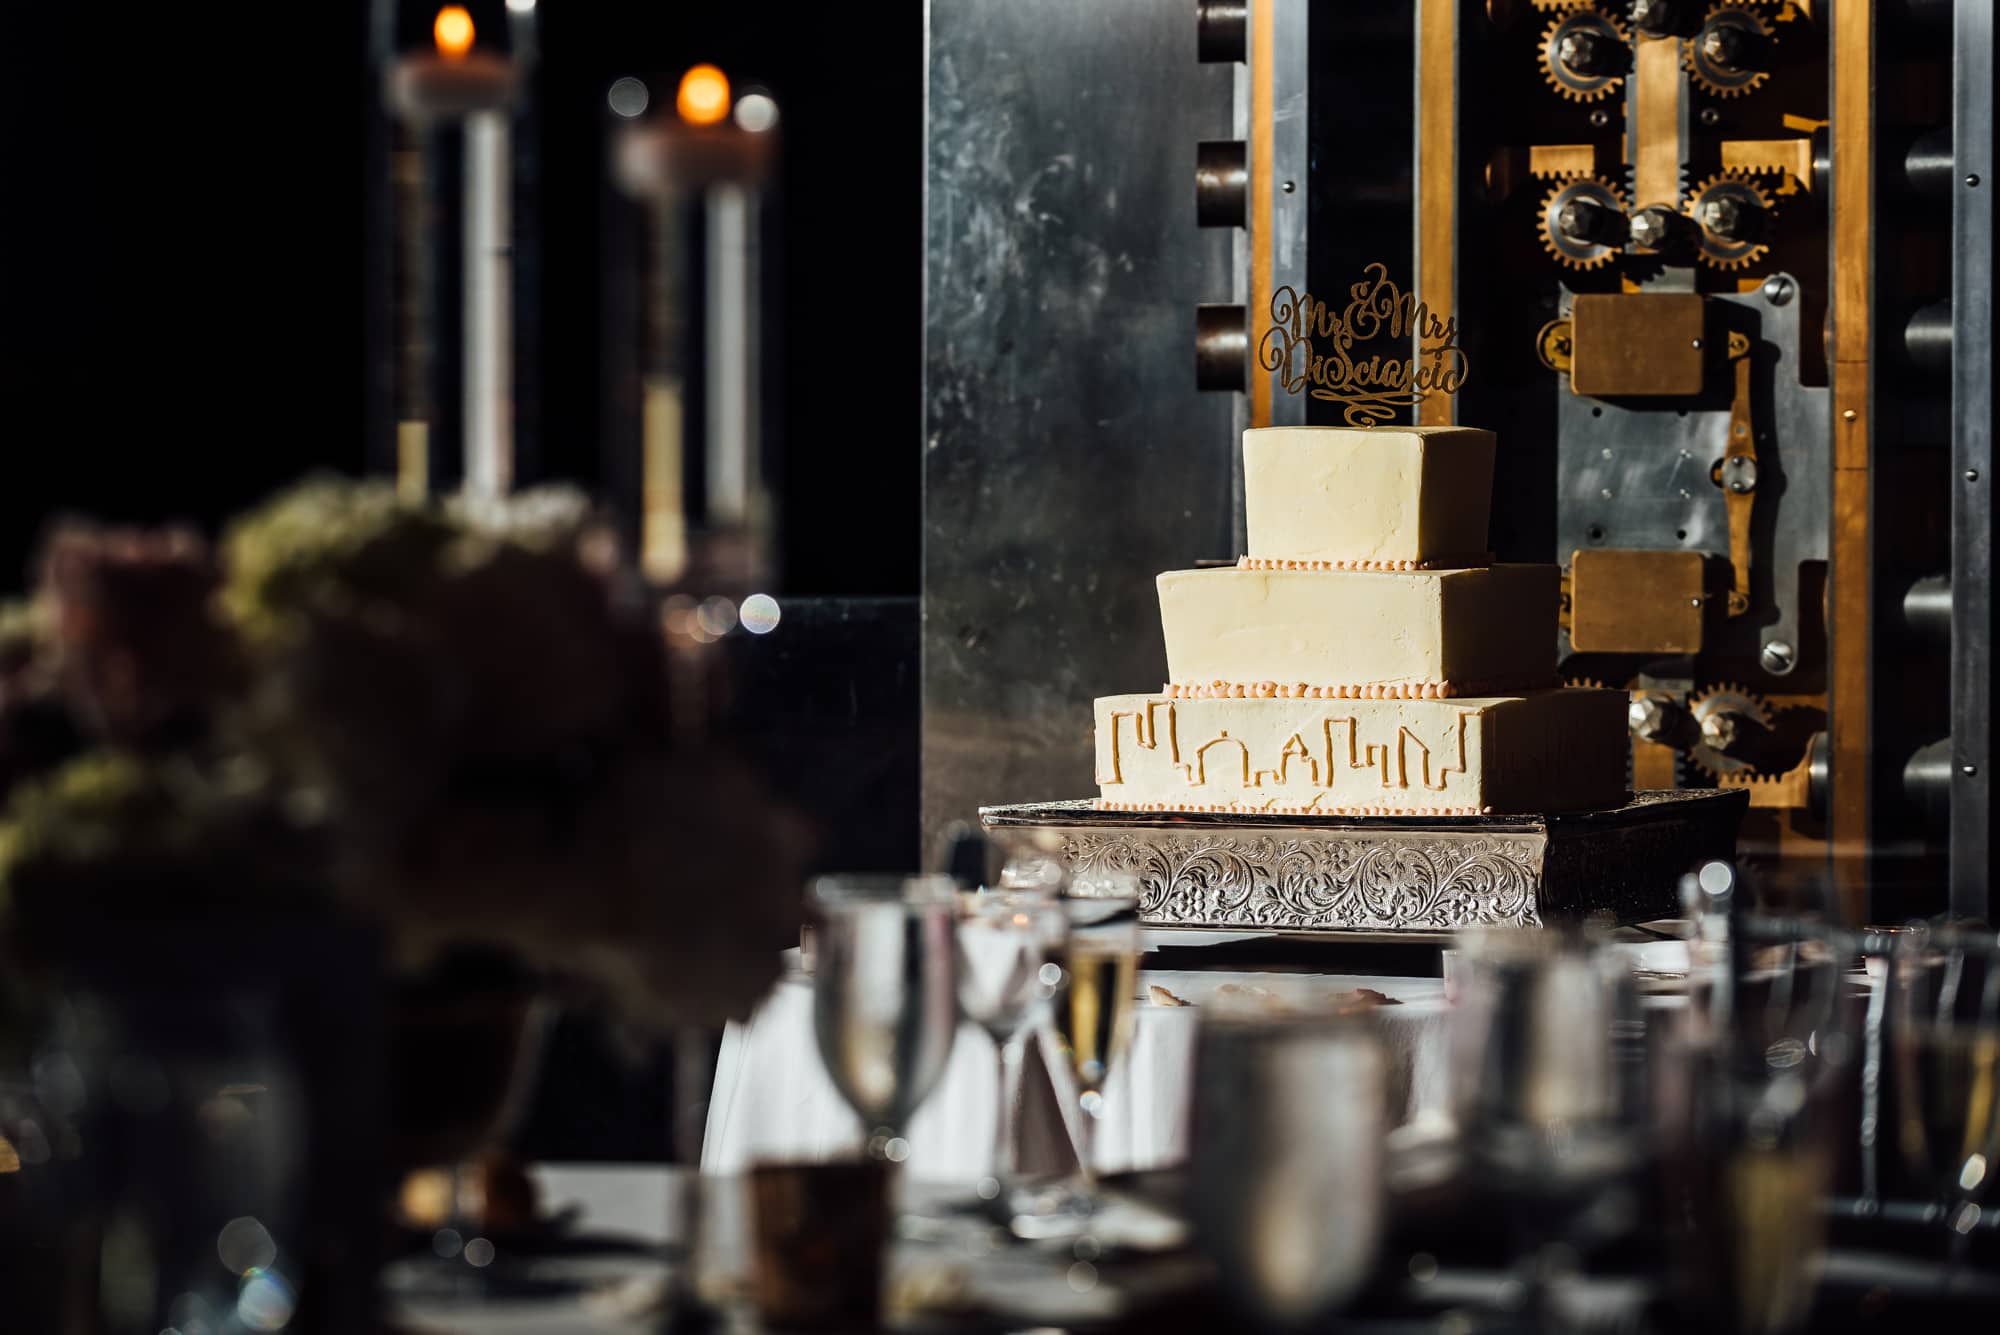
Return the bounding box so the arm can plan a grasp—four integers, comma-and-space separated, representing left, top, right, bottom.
923, 1, 1237, 849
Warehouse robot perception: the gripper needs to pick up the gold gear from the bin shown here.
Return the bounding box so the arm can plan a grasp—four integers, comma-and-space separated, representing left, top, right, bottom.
1540, 176, 1628, 271
1563, 676, 1610, 690
1684, 3, 1776, 99
1685, 169, 1776, 270
1540, 11, 1629, 104
1688, 682, 1774, 777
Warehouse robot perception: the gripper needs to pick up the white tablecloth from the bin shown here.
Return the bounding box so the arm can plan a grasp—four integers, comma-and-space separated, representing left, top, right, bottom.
701, 958, 1451, 1180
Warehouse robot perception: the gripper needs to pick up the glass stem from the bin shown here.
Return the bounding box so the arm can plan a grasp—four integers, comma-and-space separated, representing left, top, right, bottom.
1075, 1096, 1100, 1199
991, 1034, 1023, 1193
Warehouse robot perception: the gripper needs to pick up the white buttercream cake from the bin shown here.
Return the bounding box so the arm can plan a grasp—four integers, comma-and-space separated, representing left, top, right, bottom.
1093, 425, 1627, 816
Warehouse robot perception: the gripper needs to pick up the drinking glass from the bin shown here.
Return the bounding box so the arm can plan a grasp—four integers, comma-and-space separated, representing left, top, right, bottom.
1046, 891, 1142, 1219
809, 876, 961, 1162
1190, 1013, 1387, 1329
954, 889, 1066, 1206
1888, 923, 2000, 1271
1668, 905, 1857, 1333
1448, 928, 1647, 1315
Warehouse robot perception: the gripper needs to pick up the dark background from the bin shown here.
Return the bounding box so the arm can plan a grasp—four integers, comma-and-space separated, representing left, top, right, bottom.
1, 2, 926, 1159
0, 1, 921, 598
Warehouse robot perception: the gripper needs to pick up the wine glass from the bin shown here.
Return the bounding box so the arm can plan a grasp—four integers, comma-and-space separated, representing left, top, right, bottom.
1189, 1012, 1387, 1328
809, 876, 961, 1162
955, 889, 1065, 1209
1888, 922, 2000, 1274
1667, 904, 1858, 1332
1448, 928, 1648, 1318
1045, 889, 1141, 1222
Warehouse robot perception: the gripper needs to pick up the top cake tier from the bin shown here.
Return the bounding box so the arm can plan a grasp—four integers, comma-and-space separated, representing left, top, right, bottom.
1244, 425, 1495, 568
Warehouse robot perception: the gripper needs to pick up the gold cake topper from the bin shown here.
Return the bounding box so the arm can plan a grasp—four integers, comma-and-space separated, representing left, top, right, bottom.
1259, 263, 1470, 426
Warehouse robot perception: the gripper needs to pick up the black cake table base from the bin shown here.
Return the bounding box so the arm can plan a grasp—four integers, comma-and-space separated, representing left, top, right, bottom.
979, 790, 1748, 935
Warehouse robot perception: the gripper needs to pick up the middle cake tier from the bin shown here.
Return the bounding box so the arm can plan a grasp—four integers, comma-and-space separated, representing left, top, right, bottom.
1157, 564, 1557, 694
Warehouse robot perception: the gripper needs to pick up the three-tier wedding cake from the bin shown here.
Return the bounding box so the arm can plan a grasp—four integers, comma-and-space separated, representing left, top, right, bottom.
1093, 426, 1628, 816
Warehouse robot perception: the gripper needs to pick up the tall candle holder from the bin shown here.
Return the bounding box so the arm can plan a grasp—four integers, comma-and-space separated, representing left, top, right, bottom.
611, 66, 780, 599
375, 1, 536, 504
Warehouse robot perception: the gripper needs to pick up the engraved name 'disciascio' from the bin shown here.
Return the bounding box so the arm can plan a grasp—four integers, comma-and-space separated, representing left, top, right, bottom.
1258, 263, 1470, 426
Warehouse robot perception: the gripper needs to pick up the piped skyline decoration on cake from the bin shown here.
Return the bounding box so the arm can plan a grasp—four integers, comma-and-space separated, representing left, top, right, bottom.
1258, 263, 1470, 426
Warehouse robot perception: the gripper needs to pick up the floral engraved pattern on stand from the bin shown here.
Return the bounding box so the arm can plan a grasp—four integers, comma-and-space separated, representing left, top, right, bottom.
1061, 828, 1542, 931
1258, 263, 1471, 426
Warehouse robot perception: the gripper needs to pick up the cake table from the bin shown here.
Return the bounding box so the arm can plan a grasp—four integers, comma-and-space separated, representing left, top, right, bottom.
981, 788, 1746, 934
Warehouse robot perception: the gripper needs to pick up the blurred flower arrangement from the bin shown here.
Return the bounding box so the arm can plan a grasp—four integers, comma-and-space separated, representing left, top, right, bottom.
0, 478, 803, 1027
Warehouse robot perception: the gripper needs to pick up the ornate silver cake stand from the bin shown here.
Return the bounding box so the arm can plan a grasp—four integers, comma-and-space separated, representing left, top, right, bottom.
979, 790, 1748, 935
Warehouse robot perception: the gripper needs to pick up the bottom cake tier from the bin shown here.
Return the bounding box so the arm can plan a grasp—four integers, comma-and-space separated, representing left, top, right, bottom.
1093, 688, 1629, 816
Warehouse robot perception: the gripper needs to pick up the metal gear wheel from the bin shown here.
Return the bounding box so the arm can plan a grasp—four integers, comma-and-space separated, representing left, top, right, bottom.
1688, 682, 1774, 776
1540, 10, 1630, 104
1540, 176, 1629, 271
1685, 170, 1776, 270
1563, 677, 1610, 690
1684, 2, 1776, 99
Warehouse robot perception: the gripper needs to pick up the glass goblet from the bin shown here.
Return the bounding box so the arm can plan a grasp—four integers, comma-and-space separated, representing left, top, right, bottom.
809, 875, 961, 1163
1889, 922, 2000, 1272
955, 889, 1066, 1209
1190, 1012, 1387, 1329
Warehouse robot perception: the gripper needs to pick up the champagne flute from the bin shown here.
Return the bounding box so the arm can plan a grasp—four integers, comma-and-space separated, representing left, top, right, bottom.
1889, 923, 2000, 1273
1047, 891, 1141, 1221
955, 889, 1065, 1208
809, 876, 960, 1162
1190, 1013, 1387, 1329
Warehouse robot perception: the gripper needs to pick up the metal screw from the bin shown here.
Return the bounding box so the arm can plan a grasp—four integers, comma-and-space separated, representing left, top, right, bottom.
1691, 338, 1703, 350
1701, 711, 1743, 753
1557, 196, 1623, 243
1968, 469, 1981, 481
1589, 108, 1612, 128
1965, 764, 1979, 776
1281, 179, 1296, 194
1762, 274, 1794, 305
1690, 597, 1702, 607
1629, 205, 1681, 252
1843, 409, 1857, 421
1700, 107, 1721, 127
1969, 174, 1982, 188
1760, 640, 1796, 674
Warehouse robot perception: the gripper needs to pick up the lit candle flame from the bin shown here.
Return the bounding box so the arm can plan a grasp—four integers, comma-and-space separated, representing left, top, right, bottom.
676, 64, 731, 127
434, 6, 475, 60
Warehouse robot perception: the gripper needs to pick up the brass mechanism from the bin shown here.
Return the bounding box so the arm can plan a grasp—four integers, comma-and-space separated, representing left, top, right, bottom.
1568, 293, 1706, 398
1568, 548, 1708, 654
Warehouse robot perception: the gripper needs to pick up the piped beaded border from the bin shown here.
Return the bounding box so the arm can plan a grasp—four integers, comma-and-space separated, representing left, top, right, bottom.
1163, 678, 1554, 701
1236, 554, 1492, 572
1095, 798, 1492, 817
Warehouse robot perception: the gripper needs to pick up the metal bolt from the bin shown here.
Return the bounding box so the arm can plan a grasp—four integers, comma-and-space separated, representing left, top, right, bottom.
1631, 0, 1679, 36
1557, 196, 1624, 244
1558, 29, 1616, 77
1629, 205, 1681, 252
1760, 640, 1796, 674
1968, 469, 1981, 481
1699, 193, 1749, 239
1965, 764, 1979, 776
1720, 455, 1759, 493
1969, 174, 1983, 188
1843, 409, 1857, 421
1589, 108, 1611, 128
1762, 274, 1794, 305
1629, 696, 1671, 741
1700, 107, 1721, 127
1692, 338, 1703, 350
1281, 179, 1296, 194
1702, 711, 1743, 753
1700, 21, 1748, 71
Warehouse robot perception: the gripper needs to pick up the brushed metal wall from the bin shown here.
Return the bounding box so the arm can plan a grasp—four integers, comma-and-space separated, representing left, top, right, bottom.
922, 1, 1238, 848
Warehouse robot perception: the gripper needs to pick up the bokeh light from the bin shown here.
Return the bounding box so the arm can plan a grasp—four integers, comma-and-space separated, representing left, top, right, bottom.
734, 92, 780, 133
433, 6, 475, 59
676, 64, 731, 126
740, 592, 781, 634
607, 77, 650, 119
